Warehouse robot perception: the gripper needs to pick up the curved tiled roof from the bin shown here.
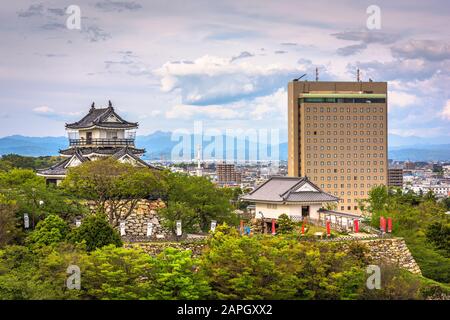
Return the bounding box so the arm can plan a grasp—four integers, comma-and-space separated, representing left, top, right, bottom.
59, 146, 146, 156
65, 103, 138, 129
241, 176, 339, 203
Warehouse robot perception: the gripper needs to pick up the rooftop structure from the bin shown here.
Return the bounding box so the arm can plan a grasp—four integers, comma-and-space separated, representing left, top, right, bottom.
38, 101, 156, 184
241, 176, 339, 221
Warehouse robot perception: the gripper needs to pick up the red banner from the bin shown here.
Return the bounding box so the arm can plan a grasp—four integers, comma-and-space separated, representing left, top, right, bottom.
354, 219, 359, 233
380, 216, 386, 233
240, 220, 244, 234
271, 219, 276, 235
326, 220, 331, 237
387, 217, 392, 233
301, 223, 305, 235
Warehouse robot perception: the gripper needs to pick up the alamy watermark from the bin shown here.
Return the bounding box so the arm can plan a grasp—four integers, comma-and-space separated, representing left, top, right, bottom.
170, 121, 280, 168
366, 264, 381, 290
66, 5, 81, 30
66, 265, 81, 290
366, 5, 381, 30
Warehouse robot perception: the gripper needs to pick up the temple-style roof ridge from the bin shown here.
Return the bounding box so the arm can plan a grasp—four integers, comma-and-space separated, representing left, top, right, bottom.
112, 146, 161, 170
65, 101, 138, 129
241, 176, 339, 203
59, 146, 146, 157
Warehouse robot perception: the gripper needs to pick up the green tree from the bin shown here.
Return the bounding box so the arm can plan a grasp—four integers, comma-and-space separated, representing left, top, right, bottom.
81, 245, 154, 299
0, 168, 87, 226
426, 221, 450, 257
159, 201, 199, 234
164, 173, 237, 233
61, 158, 166, 227
150, 248, 211, 299
26, 215, 70, 248
69, 214, 122, 251
0, 243, 85, 300
0, 196, 21, 247
277, 214, 295, 234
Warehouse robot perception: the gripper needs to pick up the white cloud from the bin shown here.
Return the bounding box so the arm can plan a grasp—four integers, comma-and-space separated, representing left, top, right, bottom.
32, 106, 81, 118
250, 87, 286, 120
154, 55, 302, 105
33, 106, 54, 113
165, 104, 243, 120
441, 100, 450, 121
388, 91, 419, 109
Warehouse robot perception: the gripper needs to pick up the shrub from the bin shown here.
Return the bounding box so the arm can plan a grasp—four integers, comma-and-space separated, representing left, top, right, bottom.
69, 214, 122, 251
26, 215, 69, 248
426, 221, 450, 257
276, 214, 295, 234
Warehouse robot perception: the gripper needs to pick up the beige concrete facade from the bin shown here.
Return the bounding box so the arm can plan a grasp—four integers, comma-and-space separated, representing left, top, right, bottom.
288, 81, 388, 214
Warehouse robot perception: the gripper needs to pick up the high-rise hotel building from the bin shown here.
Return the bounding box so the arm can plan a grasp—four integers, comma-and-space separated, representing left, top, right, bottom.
288, 81, 388, 213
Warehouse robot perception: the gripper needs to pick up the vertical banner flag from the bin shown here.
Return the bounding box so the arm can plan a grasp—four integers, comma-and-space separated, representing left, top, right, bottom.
176, 220, 182, 236
24, 213, 29, 229
387, 218, 392, 233
147, 222, 153, 237
354, 219, 359, 233
211, 220, 217, 232
240, 220, 244, 234
120, 221, 126, 236
301, 223, 305, 235
326, 220, 331, 237
380, 216, 386, 233
271, 219, 276, 235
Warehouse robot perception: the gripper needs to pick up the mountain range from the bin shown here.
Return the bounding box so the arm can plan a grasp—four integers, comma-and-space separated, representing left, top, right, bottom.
0, 132, 449, 162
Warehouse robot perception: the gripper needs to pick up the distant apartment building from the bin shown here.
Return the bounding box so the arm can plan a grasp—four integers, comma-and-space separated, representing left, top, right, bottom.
388, 168, 403, 187
288, 80, 388, 213
411, 184, 450, 197
404, 161, 416, 170
217, 163, 242, 186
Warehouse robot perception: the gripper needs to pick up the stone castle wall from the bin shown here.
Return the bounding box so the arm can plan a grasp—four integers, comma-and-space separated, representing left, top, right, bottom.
359, 238, 421, 275
87, 199, 176, 242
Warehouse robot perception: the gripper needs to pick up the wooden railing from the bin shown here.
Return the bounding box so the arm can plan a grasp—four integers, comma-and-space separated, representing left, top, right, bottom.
69, 138, 135, 147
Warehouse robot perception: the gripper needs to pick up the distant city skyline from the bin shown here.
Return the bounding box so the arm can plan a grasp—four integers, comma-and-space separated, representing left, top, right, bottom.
0, 0, 449, 141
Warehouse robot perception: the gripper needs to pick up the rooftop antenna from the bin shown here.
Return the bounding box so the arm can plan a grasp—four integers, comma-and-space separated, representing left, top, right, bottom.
293, 73, 307, 81
315, 67, 319, 81
357, 68, 361, 82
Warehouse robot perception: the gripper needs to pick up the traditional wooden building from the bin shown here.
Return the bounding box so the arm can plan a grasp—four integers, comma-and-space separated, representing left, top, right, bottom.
38, 101, 155, 184
241, 176, 340, 221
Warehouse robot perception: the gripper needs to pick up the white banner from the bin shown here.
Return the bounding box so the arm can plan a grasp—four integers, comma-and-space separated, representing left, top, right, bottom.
176, 220, 182, 236
147, 222, 153, 237
120, 221, 126, 236
24, 213, 29, 229
211, 220, 217, 232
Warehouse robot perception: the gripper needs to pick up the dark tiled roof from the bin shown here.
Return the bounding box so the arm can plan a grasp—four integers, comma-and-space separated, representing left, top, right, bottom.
37, 157, 71, 176
37, 151, 89, 176
112, 146, 161, 170
285, 192, 339, 202
318, 209, 362, 219
242, 177, 303, 202
241, 176, 339, 203
65, 104, 138, 129
59, 146, 146, 156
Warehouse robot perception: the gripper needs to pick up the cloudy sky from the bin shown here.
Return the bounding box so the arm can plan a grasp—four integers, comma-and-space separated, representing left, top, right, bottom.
0, 0, 449, 141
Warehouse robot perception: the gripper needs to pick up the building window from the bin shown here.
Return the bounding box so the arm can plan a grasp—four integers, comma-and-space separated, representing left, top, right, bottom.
267, 204, 277, 209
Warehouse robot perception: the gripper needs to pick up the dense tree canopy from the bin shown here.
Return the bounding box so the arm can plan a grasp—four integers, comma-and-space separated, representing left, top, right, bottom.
61, 158, 166, 227
69, 214, 122, 252
365, 185, 450, 283
160, 173, 238, 233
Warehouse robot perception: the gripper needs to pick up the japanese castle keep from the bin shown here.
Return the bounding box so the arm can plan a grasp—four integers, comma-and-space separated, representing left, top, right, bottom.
38, 101, 154, 184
